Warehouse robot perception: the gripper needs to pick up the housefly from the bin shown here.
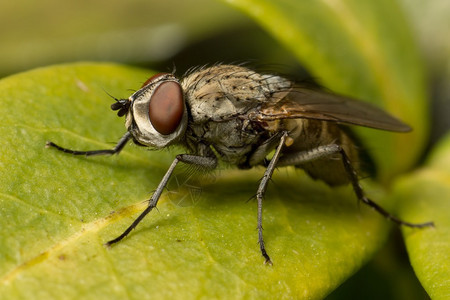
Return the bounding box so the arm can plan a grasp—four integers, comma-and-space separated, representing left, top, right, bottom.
46, 64, 433, 264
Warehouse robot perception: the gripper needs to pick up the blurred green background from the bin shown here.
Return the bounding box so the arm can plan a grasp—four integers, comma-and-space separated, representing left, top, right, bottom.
1, 0, 448, 299
0, 0, 304, 76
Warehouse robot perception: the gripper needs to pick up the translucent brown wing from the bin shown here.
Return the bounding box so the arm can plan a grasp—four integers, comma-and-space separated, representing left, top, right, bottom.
251, 87, 411, 132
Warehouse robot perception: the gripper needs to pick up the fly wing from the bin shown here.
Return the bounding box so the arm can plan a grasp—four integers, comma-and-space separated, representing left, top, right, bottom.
253, 86, 411, 132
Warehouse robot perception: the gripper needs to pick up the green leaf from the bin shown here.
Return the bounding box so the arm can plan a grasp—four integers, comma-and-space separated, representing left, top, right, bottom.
0, 63, 394, 299
223, 0, 428, 179
394, 133, 450, 299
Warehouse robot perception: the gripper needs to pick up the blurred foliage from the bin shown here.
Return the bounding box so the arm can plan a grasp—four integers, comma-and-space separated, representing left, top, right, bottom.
399, 0, 450, 147
0, 0, 249, 76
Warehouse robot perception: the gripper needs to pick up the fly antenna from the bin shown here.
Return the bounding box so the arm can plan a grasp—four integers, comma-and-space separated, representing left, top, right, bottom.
103, 89, 131, 117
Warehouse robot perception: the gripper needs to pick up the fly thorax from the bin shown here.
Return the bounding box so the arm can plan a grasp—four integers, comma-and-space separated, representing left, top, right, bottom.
181, 65, 292, 123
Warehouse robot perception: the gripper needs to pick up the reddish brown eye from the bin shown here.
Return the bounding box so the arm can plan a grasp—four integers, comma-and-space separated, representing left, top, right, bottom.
149, 81, 184, 135
141, 73, 170, 88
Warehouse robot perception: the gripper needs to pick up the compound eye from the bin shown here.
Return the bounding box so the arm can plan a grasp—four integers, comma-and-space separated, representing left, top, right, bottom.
149, 81, 184, 135
141, 73, 170, 88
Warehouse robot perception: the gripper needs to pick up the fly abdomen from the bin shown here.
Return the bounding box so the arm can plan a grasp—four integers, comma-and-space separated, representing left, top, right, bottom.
280, 119, 370, 186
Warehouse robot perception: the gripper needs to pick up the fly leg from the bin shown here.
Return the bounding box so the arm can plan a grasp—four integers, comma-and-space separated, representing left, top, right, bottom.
277, 144, 434, 228
46, 132, 132, 156
106, 154, 217, 246
256, 131, 289, 265
46, 135, 219, 245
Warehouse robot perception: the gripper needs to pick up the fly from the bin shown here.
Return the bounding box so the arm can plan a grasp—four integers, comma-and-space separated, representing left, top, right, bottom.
46, 64, 434, 265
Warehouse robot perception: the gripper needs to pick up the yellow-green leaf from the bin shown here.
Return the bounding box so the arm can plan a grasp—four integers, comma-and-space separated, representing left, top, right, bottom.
0, 63, 394, 299
395, 133, 450, 299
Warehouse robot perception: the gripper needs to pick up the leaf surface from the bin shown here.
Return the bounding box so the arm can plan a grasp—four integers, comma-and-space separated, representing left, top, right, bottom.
0, 63, 392, 299
395, 133, 450, 299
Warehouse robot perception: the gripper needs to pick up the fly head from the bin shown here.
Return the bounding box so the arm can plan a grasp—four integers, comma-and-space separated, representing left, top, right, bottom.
112, 73, 188, 149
